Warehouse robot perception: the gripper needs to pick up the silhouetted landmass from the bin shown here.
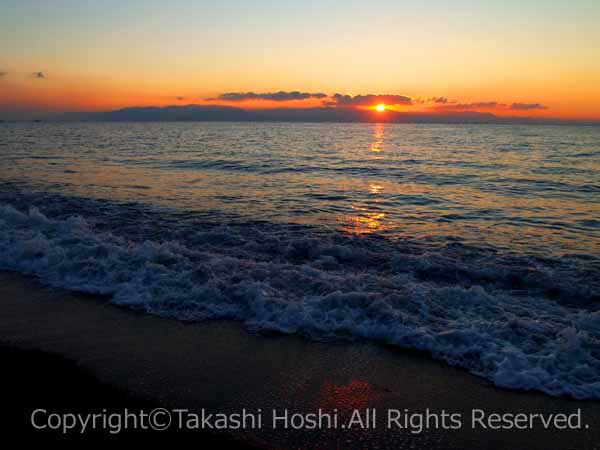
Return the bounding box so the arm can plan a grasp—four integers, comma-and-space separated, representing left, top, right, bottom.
51, 105, 600, 125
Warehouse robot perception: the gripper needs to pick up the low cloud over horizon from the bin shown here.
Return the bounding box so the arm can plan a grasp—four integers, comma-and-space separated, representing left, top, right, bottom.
214, 91, 328, 102
206, 91, 547, 114
210, 91, 417, 107
440, 101, 547, 111
328, 93, 413, 107
0, 83, 553, 121
0, 71, 47, 79
510, 103, 547, 110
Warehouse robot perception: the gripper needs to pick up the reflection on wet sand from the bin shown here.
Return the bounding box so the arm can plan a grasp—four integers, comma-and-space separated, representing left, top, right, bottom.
318, 379, 382, 413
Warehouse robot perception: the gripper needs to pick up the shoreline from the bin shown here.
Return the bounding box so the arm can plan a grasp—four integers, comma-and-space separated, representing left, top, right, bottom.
1, 270, 598, 449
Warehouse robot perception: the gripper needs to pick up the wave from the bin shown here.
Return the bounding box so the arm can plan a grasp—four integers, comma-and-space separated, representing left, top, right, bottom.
1, 201, 599, 399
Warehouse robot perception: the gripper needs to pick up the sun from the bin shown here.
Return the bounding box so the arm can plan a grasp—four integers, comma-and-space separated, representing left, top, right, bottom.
375, 103, 386, 112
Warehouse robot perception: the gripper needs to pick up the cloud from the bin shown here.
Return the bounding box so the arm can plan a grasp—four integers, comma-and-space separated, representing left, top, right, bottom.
0, 71, 47, 79
215, 91, 412, 107
430, 97, 449, 104
215, 91, 328, 102
330, 93, 412, 106
442, 101, 501, 110
413, 96, 453, 105
440, 101, 548, 112
209, 91, 548, 113
510, 102, 547, 110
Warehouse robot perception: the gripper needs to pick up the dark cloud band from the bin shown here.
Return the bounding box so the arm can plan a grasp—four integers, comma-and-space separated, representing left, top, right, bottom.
331, 93, 412, 106
510, 103, 547, 110
217, 91, 327, 102
442, 101, 500, 110
212, 90, 546, 113
441, 101, 547, 111
0, 71, 46, 80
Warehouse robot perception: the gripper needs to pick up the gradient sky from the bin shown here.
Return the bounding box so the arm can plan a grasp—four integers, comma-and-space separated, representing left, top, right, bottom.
1, 0, 600, 119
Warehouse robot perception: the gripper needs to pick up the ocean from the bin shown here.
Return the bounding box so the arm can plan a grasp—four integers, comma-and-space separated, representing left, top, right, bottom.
1, 121, 599, 399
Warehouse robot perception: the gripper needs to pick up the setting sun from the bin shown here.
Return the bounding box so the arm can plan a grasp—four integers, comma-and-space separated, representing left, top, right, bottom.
375, 104, 386, 112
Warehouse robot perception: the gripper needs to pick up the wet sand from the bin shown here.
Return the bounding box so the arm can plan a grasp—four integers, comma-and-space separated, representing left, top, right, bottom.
0, 344, 260, 446
0, 271, 598, 449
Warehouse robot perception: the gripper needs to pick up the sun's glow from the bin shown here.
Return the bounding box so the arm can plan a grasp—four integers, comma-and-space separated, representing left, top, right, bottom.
375, 103, 386, 112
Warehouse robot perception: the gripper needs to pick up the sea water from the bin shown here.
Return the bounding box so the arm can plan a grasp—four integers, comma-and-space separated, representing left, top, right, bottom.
1, 122, 599, 398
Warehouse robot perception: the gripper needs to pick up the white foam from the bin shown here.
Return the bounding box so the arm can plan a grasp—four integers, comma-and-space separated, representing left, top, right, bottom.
1, 204, 599, 399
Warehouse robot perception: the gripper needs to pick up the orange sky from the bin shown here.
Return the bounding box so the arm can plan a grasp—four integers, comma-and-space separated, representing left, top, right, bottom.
2, 74, 598, 120
2, 1, 600, 120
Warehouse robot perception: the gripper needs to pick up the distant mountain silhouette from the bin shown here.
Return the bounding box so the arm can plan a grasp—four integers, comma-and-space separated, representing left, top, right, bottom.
56, 105, 598, 125
61, 105, 249, 122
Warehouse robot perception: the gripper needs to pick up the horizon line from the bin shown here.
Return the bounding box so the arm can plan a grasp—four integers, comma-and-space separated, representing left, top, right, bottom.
3, 104, 599, 126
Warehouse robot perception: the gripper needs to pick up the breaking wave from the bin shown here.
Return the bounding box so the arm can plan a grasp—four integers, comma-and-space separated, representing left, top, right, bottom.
1, 201, 599, 399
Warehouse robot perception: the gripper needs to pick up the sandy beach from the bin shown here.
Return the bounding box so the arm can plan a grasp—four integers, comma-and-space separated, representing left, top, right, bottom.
1, 271, 598, 449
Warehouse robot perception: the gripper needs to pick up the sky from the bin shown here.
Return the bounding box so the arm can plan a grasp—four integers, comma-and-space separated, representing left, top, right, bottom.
1, 0, 600, 120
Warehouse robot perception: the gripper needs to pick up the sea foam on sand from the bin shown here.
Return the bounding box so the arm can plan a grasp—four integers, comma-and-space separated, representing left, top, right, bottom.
1, 203, 599, 399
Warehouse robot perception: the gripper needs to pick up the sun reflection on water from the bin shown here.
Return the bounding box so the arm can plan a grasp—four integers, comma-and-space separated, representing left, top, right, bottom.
338, 207, 390, 235
338, 123, 393, 235
2, 122, 598, 256
369, 183, 383, 194
370, 123, 385, 153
